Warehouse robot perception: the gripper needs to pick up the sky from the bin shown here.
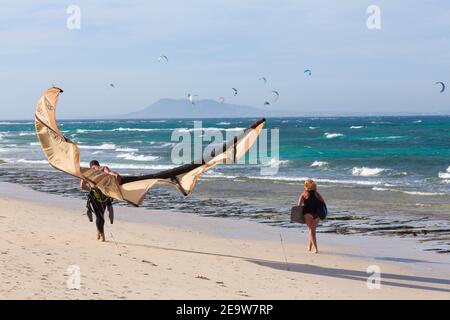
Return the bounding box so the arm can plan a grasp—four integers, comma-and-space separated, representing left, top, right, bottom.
0, 0, 450, 119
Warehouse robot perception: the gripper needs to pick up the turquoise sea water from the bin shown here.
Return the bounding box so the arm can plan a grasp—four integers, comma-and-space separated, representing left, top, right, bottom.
1, 116, 449, 253
1, 116, 449, 194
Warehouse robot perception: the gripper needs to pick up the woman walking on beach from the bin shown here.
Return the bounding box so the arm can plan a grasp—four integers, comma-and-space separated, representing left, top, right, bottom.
298, 179, 325, 254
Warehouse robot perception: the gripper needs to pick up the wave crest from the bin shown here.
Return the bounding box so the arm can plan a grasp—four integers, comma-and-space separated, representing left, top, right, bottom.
78, 143, 116, 150
324, 132, 344, 139
310, 161, 329, 168
116, 153, 159, 162
352, 167, 386, 177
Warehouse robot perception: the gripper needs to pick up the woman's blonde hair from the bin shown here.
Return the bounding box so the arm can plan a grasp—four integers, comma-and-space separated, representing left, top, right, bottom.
304, 179, 317, 191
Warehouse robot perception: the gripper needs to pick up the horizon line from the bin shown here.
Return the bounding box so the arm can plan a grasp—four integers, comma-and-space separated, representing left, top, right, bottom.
2, 114, 450, 121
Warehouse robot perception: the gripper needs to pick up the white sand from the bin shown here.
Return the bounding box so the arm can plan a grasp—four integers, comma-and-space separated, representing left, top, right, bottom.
0, 182, 449, 299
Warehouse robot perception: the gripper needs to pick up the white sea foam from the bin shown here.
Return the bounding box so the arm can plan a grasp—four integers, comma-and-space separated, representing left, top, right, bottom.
76, 129, 104, 133
0, 131, 35, 138
113, 128, 161, 132
216, 122, 231, 125
80, 162, 174, 170
264, 158, 290, 167
177, 127, 245, 133
115, 147, 139, 152
362, 136, 404, 141
309, 126, 319, 130
244, 175, 391, 187
438, 172, 450, 179
152, 142, 176, 148
77, 128, 165, 133
403, 191, 446, 196
310, 161, 329, 168
413, 120, 423, 123
64, 121, 85, 125
370, 121, 392, 124
352, 167, 386, 177
116, 153, 159, 162
204, 173, 238, 179
324, 132, 344, 139
92, 151, 104, 155
438, 166, 450, 179
16, 159, 48, 164
414, 203, 432, 207
78, 143, 116, 150
29, 142, 40, 146
372, 187, 445, 196
350, 126, 364, 129
0, 122, 33, 125
372, 187, 390, 192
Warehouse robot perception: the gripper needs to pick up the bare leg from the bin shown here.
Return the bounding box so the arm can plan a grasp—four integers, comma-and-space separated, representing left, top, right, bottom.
304, 214, 314, 252
307, 227, 312, 251
310, 217, 320, 253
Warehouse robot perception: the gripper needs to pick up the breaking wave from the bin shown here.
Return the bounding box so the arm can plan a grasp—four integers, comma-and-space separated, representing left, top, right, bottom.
310, 161, 329, 168
78, 143, 116, 150
352, 167, 387, 177
116, 153, 159, 162
324, 132, 344, 139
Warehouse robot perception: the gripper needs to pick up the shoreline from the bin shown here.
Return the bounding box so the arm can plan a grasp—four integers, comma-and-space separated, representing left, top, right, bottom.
0, 182, 449, 299
1, 165, 449, 254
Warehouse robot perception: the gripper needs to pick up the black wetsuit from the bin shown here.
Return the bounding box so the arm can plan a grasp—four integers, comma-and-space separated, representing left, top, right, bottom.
303, 190, 321, 218
87, 190, 108, 234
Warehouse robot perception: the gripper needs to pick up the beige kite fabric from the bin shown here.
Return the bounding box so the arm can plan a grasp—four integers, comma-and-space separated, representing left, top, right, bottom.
35, 87, 266, 206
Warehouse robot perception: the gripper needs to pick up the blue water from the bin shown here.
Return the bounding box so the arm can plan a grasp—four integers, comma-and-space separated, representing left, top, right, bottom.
1, 116, 449, 195
1, 116, 449, 253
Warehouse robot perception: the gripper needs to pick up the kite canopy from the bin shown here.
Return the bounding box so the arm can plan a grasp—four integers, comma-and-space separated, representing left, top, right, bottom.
436, 81, 446, 93
187, 93, 198, 105
35, 87, 265, 206
158, 55, 168, 62
271, 90, 279, 102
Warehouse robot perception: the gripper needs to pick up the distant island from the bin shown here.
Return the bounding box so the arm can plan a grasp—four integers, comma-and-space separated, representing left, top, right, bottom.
117, 98, 298, 119
108, 98, 449, 120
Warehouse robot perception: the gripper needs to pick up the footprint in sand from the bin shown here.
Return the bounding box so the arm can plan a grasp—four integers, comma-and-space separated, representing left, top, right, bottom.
195, 275, 210, 280
141, 260, 157, 266
237, 290, 250, 297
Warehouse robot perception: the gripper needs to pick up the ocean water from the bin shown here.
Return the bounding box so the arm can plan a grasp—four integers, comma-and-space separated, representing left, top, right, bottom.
1, 116, 449, 253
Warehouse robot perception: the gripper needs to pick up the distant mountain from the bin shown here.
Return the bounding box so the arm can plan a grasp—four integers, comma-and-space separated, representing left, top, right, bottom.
118, 98, 298, 119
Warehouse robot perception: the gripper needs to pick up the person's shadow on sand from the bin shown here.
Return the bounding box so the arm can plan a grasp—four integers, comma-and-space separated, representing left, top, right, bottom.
250, 260, 450, 293
118, 241, 450, 294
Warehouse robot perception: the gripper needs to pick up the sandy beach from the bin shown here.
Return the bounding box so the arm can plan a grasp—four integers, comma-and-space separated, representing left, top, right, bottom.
0, 182, 449, 300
